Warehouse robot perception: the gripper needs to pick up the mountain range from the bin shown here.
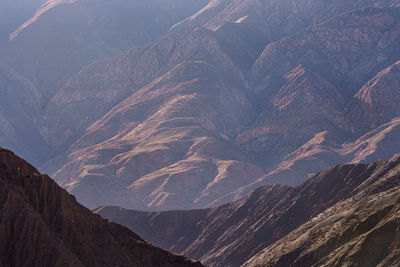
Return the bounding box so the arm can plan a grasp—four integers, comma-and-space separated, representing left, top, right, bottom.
97, 153, 400, 267
1, 0, 400, 266
0, 0, 400, 211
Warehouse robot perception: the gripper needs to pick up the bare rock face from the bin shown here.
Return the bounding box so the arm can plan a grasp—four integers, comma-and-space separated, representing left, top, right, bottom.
98, 154, 400, 267
0, 148, 203, 267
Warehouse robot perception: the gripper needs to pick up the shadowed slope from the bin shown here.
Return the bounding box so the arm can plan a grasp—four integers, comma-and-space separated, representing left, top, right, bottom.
0, 148, 203, 267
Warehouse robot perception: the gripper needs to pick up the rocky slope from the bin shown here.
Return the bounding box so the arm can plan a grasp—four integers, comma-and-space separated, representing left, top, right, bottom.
0, 148, 202, 267
244, 155, 400, 267
97, 153, 400, 267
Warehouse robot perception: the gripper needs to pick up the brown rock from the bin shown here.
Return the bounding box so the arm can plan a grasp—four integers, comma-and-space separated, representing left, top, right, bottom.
0, 148, 203, 267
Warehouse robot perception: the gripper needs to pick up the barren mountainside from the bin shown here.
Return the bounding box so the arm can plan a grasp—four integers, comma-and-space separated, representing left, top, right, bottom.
0, 148, 202, 267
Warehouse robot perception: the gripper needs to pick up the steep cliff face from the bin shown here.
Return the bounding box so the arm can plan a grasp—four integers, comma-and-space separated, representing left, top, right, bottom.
97, 154, 400, 267
0, 148, 202, 267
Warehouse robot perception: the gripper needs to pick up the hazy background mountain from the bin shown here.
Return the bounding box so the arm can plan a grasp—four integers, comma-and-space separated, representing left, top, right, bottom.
1, 0, 208, 100
0, 0, 45, 44
0, 0, 400, 211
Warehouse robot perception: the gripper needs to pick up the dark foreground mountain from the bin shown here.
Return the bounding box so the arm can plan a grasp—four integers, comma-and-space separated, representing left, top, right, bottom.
97, 153, 400, 267
0, 148, 202, 267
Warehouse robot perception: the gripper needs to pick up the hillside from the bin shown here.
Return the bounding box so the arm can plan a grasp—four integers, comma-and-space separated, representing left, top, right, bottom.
0, 148, 202, 267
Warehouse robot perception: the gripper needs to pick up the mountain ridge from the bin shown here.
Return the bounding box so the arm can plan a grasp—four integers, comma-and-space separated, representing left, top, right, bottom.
97, 153, 400, 267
